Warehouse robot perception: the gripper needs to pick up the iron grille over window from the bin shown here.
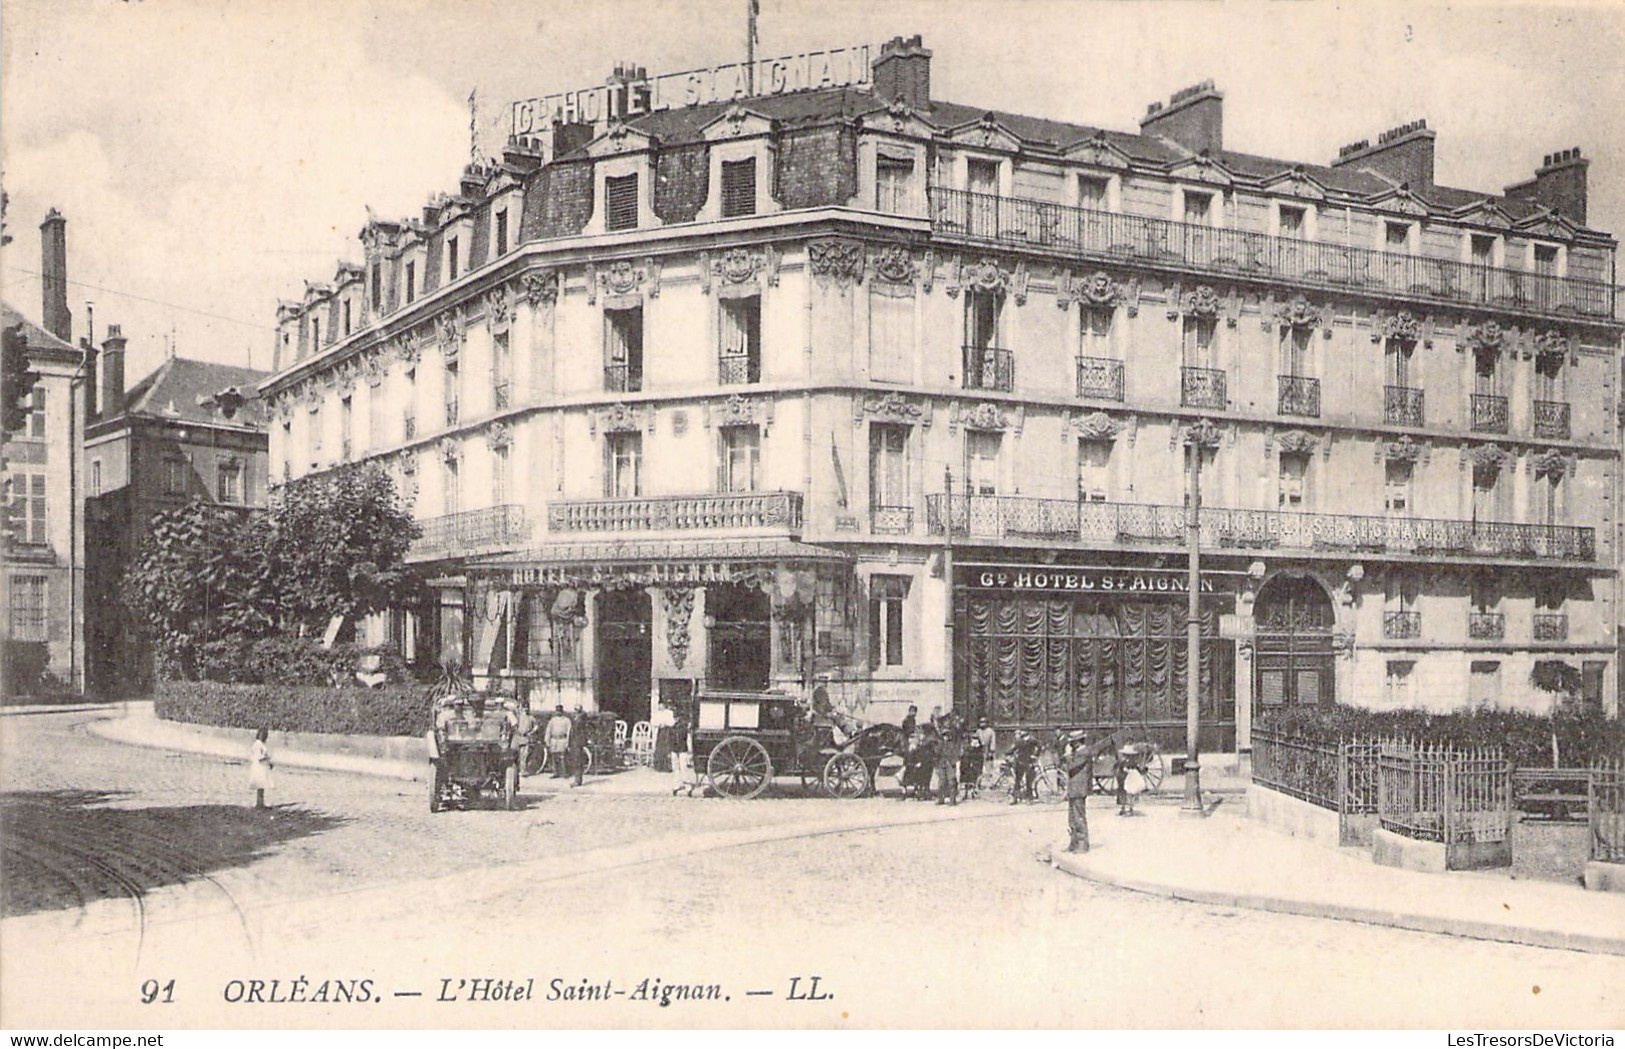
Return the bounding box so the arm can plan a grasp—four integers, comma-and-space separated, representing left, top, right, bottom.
606, 174, 639, 231
721, 159, 757, 218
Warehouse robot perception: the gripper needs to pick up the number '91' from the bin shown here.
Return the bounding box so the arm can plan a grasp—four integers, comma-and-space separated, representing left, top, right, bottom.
141, 979, 176, 1004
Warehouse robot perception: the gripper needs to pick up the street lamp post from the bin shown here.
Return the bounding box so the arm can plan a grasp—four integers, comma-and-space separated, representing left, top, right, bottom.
1182, 418, 1222, 816
942, 466, 955, 715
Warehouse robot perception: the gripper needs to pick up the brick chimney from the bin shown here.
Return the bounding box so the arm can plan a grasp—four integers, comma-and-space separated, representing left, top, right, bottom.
101, 325, 126, 419
551, 118, 596, 159
1331, 119, 1435, 187
1505, 148, 1588, 225
40, 209, 71, 343
871, 35, 931, 111
1140, 81, 1223, 156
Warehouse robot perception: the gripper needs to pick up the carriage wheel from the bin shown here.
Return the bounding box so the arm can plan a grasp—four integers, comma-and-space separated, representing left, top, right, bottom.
823, 752, 871, 800
503, 763, 519, 810
1138, 745, 1167, 793
707, 736, 773, 799
429, 763, 446, 813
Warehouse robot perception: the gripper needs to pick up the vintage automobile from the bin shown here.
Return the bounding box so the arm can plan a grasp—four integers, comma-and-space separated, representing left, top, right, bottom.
427, 685, 523, 812
692, 689, 904, 799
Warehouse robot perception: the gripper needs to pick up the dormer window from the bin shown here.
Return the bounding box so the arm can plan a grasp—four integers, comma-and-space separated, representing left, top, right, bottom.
721, 159, 757, 218
343, 299, 352, 336
1385, 221, 1413, 252
1278, 206, 1305, 239
877, 155, 914, 214
967, 158, 999, 197
606, 174, 639, 231
495, 209, 509, 256
1078, 176, 1109, 210
1470, 234, 1496, 266
370, 262, 383, 309
1183, 191, 1213, 226
1533, 244, 1559, 278
447, 235, 460, 281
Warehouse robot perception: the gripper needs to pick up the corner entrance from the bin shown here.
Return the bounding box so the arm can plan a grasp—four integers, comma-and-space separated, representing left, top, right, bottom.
596, 589, 652, 723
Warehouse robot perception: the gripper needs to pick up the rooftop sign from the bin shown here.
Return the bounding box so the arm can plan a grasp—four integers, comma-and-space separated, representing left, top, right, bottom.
510, 44, 874, 138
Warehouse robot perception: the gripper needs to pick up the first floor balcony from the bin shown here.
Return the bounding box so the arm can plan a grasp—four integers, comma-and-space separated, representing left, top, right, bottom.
1383, 610, 1422, 639
548, 490, 804, 535
1471, 393, 1508, 434
1533, 400, 1571, 440
870, 504, 914, 535
411, 505, 529, 560
1385, 386, 1425, 426
1181, 366, 1227, 409
604, 364, 642, 394
1468, 612, 1506, 640
924, 494, 1596, 563
1278, 375, 1321, 418
1076, 356, 1125, 401
1533, 613, 1569, 641
963, 345, 1015, 392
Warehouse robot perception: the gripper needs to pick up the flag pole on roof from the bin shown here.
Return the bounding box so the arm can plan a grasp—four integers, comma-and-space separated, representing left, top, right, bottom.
746, 0, 759, 92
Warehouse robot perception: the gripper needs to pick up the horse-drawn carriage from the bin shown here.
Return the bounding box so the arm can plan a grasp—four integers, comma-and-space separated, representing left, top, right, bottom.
693, 690, 905, 800
426, 672, 524, 812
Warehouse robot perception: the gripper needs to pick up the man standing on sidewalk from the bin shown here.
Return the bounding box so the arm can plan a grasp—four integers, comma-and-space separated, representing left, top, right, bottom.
568, 705, 588, 787
1063, 733, 1092, 853
545, 705, 571, 778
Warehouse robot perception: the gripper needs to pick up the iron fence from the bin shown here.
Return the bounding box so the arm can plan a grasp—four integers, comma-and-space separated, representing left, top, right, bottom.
1590, 763, 1625, 863
869, 504, 914, 535
1385, 385, 1425, 426
1076, 355, 1125, 401
927, 187, 1616, 319
1278, 375, 1321, 418
1251, 727, 1340, 810
1377, 742, 1511, 846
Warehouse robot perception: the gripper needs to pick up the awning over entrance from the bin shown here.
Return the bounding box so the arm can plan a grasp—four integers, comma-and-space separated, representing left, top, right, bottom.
465, 537, 853, 589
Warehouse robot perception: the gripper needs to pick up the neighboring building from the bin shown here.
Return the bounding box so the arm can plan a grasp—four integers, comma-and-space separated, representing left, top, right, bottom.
261, 37, 1621, 751
84, 352, 270, 695
1, 210, 88, 696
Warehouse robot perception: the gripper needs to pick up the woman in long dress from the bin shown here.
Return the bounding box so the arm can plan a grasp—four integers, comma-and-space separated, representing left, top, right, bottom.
249, 727, 274, 809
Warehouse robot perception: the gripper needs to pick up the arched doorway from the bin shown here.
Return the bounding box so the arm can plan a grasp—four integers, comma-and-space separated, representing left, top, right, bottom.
1254, 574, 1335, 710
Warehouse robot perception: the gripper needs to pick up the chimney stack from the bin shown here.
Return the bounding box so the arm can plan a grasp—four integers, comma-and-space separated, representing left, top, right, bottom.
1331, 119, 1435, 187
101, 324, 126, 419
1140, 80, 1224, 156
40, 209, 71, 343
1504, 147, 1588, 225
871, 35, 932, 111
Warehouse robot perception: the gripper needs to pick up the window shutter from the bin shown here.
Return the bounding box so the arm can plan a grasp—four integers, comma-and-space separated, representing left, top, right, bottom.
606, 174, 639, 230
721, 159, 757, 217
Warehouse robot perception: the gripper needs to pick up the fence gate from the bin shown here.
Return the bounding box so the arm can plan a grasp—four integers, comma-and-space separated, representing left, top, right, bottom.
1592, 764, 1625, 863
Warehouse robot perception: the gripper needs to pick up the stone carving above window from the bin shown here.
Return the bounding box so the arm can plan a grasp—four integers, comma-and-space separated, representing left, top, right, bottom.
701, 246, 778, 294
591, 259, 646, 304
1066, 410, 1120, 443
950, 401, 1022, 434
360, 351, 387, 387
485, 287, 514, 332
869, 244, 919, 285
1383, 435, 1423, 464
486, 422, 512, 451
1532, 329, 1572, 365
592, 402, 653, 435
1274, 428, 1319, 456
436, 309, 465, 362
1263, 293, 1333, 337
395, 330, 422, 366
520, 269, 560, 307
707, 393, 774, 433
1372, 309, 1426, 346
808, 238, 865, 288
1466, 442, 1510, 471
1462, 319, 1509, 356
1181, 417, 1224, 450
946, 256, 1025, 303
857, 391, 929, 426
1532, 448, 1571, 479
1058, 270, 1138, 316
1167, 282, 1235, 326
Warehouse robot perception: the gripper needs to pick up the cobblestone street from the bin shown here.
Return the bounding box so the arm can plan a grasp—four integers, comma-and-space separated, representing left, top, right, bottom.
4, 709, 1622, 1029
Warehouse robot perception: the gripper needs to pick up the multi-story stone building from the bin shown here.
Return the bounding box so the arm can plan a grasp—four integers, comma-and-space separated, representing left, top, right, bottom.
2, 210, 88, 696
83, 348, 269, 695
262, 37, 1621, 752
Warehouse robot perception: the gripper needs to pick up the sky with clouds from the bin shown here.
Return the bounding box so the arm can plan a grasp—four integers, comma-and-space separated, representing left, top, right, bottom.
2, 0, 1621, 388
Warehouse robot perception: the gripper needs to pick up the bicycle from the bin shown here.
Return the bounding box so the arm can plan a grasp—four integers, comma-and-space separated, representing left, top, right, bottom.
989, 756, 1065, 802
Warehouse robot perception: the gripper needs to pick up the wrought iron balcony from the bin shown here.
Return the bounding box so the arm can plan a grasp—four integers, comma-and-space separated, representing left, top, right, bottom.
1468, 612, 1506, 640
1533, 400, 1571, 440
1076, 356, 1125, 401
604, 364, 642, 394
870, 504, 914, 535
1471, 394, 1508, 434
1279, 375, 1321, 418
1533, 613, 1569, 641
411, 505, 529, 559
1383, 610, 1422, 639
1182, 366, 1227, 409
963, 346, 1015, 392
548, 490, 803, 535
924, 494, 1596, 563
718, 353, 760, 385
926, 187, 1616, 319
1385, 386, 1425, 426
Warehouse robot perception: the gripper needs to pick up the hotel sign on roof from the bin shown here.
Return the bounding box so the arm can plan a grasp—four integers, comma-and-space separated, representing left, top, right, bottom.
510, 44, 874, 137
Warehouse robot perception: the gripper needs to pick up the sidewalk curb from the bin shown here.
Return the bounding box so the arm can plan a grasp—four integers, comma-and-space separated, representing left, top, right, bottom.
1047, 844, 1625, 957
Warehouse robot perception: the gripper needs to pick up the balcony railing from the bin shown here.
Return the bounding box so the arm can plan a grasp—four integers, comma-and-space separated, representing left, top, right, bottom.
1076, 356, 1125, 401
1533, 613, 1569, 641
604, 364, 642, 394
927, 187, 1616, 319
1471, 394, 1508, 434
870, 504, 914, 535
1533, 400, 1571, 440
924, 494, 1596, 562
1182, 366, 1227, 409
1385, 386, 1425, 426
1279, 375, 1321, 418
411, 505, 529, 559
1469, 612, 1506, 640
548, 491, 804, 534
718, 353, 760, 385
445, 398, 460, 427
963, 346, 1015, 392
1384, 610, 1422, 639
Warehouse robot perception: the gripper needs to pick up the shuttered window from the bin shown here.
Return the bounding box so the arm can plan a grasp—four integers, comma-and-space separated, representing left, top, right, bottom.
10, 575, 46, 640
606, 174, 639, 231
721, 158, 757, 217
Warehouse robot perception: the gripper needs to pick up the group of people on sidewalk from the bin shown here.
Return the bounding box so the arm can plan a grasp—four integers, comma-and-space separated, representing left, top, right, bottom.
542, 704, 588, 786
898, 706, 996, 806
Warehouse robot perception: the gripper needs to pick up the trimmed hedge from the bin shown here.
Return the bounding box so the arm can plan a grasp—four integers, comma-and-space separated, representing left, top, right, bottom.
156, 679, 431, 737
1258, 705, 1625, 769
196, 637, 412, 687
